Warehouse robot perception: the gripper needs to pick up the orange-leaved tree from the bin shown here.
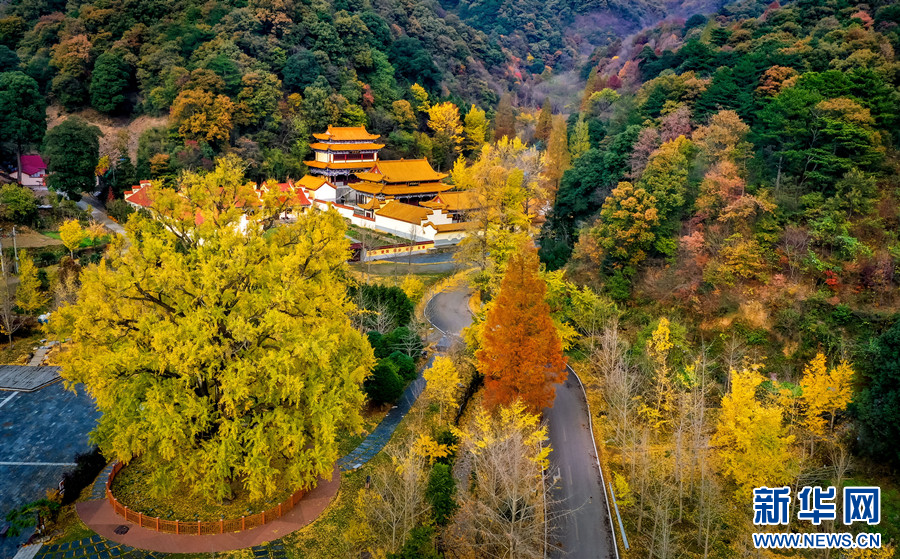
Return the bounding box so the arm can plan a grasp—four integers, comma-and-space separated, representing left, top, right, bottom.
477, 242, 567, 413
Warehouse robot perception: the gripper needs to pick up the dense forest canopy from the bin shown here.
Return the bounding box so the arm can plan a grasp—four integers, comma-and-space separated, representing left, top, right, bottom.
534, 0, 900, 476
1, 0, 900, 554
0, 0, 517, 186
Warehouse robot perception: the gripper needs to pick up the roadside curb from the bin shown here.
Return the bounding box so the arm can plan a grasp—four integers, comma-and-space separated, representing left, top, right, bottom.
567, 365, 621, 559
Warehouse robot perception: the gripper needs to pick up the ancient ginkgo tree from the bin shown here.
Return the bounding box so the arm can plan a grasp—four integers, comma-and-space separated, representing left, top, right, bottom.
50, 156, 374, 502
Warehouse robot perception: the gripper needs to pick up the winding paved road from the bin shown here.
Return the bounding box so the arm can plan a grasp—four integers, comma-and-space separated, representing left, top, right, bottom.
77, 194, 126, 236
425, 286, 617, 558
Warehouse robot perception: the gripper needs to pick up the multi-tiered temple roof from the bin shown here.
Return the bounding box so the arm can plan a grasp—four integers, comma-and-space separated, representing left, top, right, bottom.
304, 126, 384, 185
349, 159, 453, 204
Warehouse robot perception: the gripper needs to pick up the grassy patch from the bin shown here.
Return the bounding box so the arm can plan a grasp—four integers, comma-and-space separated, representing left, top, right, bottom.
281, 466, 368, 558
42, 231, 110, 249
50, 507, 95, 544
44, 476, 101, 545
351, 267, 451, 287
845, 476, 900, 544
345, 224, 407, 247
110, 456, 298, 521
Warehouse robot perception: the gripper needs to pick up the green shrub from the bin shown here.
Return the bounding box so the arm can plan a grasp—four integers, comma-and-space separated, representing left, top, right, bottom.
353, 283, 414, 332
388, 525, 441, 559
605, 270, 632, 302
33, 246, 67, 267
106, 199, 135, 223
364, 358, 403, 405
852, 320, 900, 466
367, 330, 388, 359
435, 428, 459, 464
426, 463, 457, 526
383, 326, 423, 356
389, 350, 416, 381
0, 184, 38, 224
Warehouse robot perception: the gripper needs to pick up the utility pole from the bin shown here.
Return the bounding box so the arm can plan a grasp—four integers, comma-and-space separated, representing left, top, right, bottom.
11, 226, 18, 275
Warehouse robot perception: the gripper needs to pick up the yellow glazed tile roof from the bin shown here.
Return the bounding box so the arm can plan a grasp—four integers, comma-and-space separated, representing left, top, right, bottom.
375, 200, 430, 224
309, 142, 385, 151
356, 159, 448, 183
358, 197, 382, 210
351, 181, 455, 196
295, 175, 331, 191
311, 125, 381, 141
432, 221, 473, 232
421, 191, 478, 211
305, 160, 377, 170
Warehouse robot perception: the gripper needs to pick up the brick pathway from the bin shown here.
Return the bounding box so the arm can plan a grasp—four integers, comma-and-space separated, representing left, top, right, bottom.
74, 466, 339, 554
338, 371, 427, 471
90, 464, 115, 501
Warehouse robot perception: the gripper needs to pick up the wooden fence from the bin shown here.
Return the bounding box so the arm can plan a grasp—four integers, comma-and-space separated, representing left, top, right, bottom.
105, 462, 307, 534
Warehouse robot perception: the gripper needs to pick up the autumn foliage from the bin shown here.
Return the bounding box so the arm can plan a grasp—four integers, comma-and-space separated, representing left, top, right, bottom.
477, 242, 567, 413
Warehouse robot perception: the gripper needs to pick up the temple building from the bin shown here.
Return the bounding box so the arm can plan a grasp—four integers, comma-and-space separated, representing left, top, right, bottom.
420, 191, 478, 223
304, 125, 383, 192
348, 159, 453, 211
295, 125, 476, 246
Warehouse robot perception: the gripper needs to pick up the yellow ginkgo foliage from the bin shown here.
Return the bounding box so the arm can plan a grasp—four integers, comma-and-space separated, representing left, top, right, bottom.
58, 219, 85, 258
15, 250, 48, 315
400, 275, 425, 304
800, 353, 854, 437
844, 543, 896, 559
423, 356, 461, 419
643, 318, 676, 428
49, 155, 374, 503
463, 400, 551, 470
712, 364, 796, 498
412, 433, 456, 464
410, 83, 430, 113
448, 400, 550, 558
427, 102, 463, 145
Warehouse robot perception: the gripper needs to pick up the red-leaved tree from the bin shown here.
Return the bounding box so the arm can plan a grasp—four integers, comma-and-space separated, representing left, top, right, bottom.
477, 242, 567, 413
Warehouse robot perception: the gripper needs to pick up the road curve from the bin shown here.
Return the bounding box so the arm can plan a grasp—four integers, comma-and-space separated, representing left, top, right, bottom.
425, 285, 617, 558
424, 286, 473, 338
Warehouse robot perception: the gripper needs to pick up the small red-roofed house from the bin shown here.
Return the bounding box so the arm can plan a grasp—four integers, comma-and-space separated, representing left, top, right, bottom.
258, 180, 313, 220
123, 180, 153, 210
14, 154, 49, 195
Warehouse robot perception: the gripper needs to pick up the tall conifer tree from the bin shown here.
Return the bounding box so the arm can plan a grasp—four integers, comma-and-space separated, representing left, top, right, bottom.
477, 242, 566, 413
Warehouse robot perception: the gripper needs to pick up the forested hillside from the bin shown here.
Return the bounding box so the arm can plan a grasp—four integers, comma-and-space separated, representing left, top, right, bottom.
0, 0, 512, 189
524, 0, 900, 554
445, 0, 726, 73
